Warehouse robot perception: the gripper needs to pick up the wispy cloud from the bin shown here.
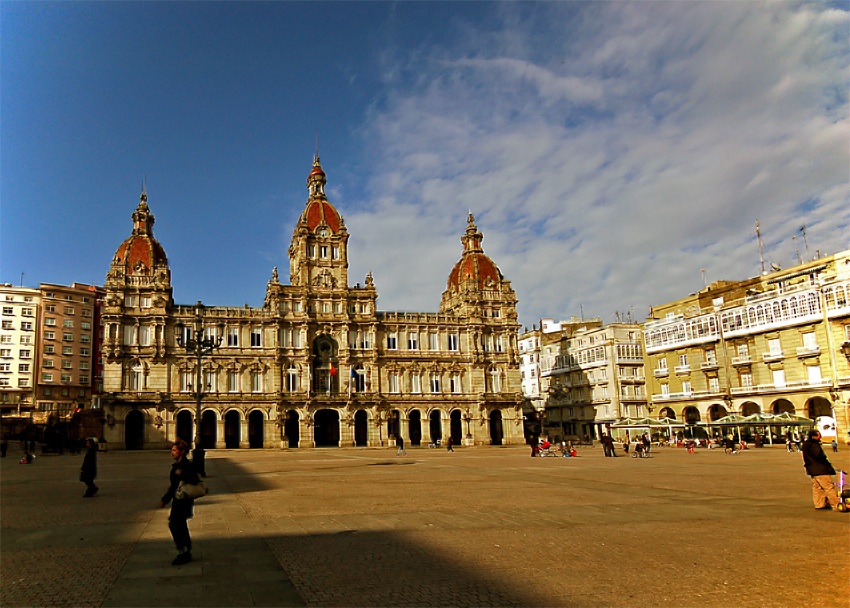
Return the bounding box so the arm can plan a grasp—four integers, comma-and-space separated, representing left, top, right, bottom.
345, 1, 849, 328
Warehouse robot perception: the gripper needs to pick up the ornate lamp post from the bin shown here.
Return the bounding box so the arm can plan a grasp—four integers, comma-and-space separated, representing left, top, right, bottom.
463, 408, 473, 443
176, 301, 223, 476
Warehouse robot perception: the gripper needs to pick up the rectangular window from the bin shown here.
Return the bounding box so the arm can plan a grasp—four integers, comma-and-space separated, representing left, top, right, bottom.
321, 302, 331, 313
802, 331, 818, 348
64, 306, 75, 315
494, 335, 504, 353
387, 332, 397, 350
205, 371, 217, 393
332, 246, 340, 260
429, 332, 439, 351
181, 372, 193, 392
45, 331, 55, 340
59, 375, 70, 384
139, 325, 151, 347
41, 372, 53, 382
62, 360, 72, 369
80, 334, 90, 343
78, 375, 89, 384
661, 384, 670, 396
20, 335, 32, 345
740, 371, 753, 387
79, 362, 89, 370
80, 321, 91, 331
18, 363, 30, 373
80, 348, 89, 356
141, 296, 152, 308
62, 346, 73, 356
81, 309, 92, 318
807, 365, 822, 384
448, 333, 459, 352
123, 326, 135, 345
772, 368, 786, 387
407, 332, 418, 350
0, 349, 11, 357
250, 328, 262, 347
251, 372, 263, 393
19, 349, 30, 359
388, 372, 399, 393
0, 335, 12, 344
307, 245, 315, 258
0, 362, 11, 371
124, 295, 136, 307
678, 354, 689, 367
228, 371, 240, 393
768, 338, 782, 355
429, 373, 441, 393
21, 321, 33, 331
705, 348, 716, 364
658, 357, 667, 370
450, 373, 461, 393
709, 377, 720, 393
319, 245, 328, 258
1, 320, 12, 329
1, 307, 12, 315
227, 327, 239, 347
737, 343, 749, 357
682, 380, 692, 394
411, 373, 421, 394
286, 368, 298, 392
45, 318, 56, 326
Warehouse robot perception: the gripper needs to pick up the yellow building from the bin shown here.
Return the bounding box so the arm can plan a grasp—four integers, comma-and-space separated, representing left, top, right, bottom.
99, 155, 524, 450
643, 250, 850, 441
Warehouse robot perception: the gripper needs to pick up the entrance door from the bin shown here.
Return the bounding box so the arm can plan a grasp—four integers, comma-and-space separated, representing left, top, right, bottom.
285, 410, 300, 448
124, 410, 145, 450
429, 410, 442, 443
314, 409, 340, 447
201, 410, 217, 449
176, 410, 193, 444
408, 410, 422, 446
450, 410, 462, 445
489, 410, 503, 446
354, 410, 368, 446
224, 410, 241, 448
248, 410, 265, 448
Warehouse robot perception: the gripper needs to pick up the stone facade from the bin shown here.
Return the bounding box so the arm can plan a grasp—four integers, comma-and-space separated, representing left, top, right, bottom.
100, 156, 524, 449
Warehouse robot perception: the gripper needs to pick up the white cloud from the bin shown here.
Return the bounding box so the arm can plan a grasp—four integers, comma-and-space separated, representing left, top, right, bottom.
344, 1, 849, 329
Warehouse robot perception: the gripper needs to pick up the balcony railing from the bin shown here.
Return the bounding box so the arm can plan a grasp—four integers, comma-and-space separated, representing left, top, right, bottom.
700, 361, 719, 370
730, 378, 831, 395
762, 351, 784, 363
653, 368, 669, 378
674, 365, 691, 374
795, 345, 820, 357
731, 356, 751, 366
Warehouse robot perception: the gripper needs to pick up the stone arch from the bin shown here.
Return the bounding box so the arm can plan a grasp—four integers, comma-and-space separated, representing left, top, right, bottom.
740, 401, 760, 417
429, 409, 443, 443
353, 409, 368, 446
314, 409, 340, 447
224, 409, 241, 449
408, 409, 422, 446
248, 410, 265, 448
707, 403, 728, 422
805, 396, 832, 419
124, 409, 145, 450
771, 398, 794, 415
682, 406, 700, 424
450, 409, 463, 445
284, 409, 300, 448
175, 409, 194, 444
489, 409, 503, 445
658, 407, 677, 419
201, 409, 218, 449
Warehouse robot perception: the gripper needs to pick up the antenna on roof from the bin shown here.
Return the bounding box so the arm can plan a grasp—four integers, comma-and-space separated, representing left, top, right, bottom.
800, 225, 809, 261
755, 220, 765, 274
793, 236, 802, 265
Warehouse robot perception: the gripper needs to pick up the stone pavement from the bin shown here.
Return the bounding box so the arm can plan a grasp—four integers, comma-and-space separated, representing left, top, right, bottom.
1, 443, 848, 608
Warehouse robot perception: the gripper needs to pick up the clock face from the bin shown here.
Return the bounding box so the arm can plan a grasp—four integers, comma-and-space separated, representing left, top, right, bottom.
319, 227, 328, 237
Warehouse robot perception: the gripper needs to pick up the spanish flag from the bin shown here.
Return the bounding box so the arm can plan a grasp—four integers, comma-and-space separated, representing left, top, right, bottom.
330, 362, 338, 376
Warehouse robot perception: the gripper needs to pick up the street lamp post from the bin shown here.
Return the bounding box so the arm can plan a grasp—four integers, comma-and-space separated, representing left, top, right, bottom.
176, 301, 223, 477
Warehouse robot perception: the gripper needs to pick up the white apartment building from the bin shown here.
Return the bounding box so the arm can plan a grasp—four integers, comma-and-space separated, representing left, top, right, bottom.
0, 286, 41, 418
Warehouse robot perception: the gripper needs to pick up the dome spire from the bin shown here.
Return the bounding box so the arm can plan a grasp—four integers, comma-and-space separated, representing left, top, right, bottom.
461, 212, 483, 253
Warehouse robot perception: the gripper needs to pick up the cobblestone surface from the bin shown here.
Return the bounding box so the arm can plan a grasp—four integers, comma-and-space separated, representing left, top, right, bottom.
1, 444, 848, 607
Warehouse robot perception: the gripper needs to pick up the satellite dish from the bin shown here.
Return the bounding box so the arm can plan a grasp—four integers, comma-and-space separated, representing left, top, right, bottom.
770, 262, 781, 271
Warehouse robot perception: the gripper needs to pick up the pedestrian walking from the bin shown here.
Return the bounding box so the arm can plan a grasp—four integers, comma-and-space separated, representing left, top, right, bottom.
831, 438, 838, 453
159, 438, 200, 565
396, 434, 407, 456
801, 430, 841, 511
80, 438, 98, 497
446, 436, 454, 452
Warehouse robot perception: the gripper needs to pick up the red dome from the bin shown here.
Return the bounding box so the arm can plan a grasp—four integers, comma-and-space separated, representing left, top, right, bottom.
113, 235, 168, 275
447, 253, 502, 291
303, 200, 341, 233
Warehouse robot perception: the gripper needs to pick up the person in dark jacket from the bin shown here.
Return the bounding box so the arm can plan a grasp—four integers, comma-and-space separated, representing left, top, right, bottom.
159, 438, 200, 565
801, 430, 840, 510
80, 438, 98, 497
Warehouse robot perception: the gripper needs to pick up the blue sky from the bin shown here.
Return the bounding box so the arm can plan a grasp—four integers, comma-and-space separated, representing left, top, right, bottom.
2, 1, 848, 330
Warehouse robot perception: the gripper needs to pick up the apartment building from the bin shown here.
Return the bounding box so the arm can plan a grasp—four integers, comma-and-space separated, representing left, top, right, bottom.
0, 286, 41, 421
35, 283, 104, 420
643, 250, 850, 439
541, 322, 645, 440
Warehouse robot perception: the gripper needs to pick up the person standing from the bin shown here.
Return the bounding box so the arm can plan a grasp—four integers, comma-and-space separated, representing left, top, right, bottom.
159, 439, 200, 565
801, 430, 841, 511
396, 434, 406, 456
80, 438, 99, 497
445, 436, 454, 452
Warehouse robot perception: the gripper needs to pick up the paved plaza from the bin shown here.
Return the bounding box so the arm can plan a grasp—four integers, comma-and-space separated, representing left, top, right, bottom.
1, 443, 848, 608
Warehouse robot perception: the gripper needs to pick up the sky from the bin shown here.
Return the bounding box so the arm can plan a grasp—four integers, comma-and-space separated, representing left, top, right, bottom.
1, 1, 848, 331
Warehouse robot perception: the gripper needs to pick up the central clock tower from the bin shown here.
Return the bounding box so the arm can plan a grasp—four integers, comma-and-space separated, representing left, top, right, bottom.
288, 154, 350, 290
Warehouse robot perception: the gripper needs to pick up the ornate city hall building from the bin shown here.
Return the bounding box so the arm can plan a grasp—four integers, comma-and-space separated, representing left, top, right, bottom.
100, 156, 524, 450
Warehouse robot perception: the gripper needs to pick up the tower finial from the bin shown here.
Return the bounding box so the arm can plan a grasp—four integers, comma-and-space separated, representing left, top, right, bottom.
315, 129, 319, 162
